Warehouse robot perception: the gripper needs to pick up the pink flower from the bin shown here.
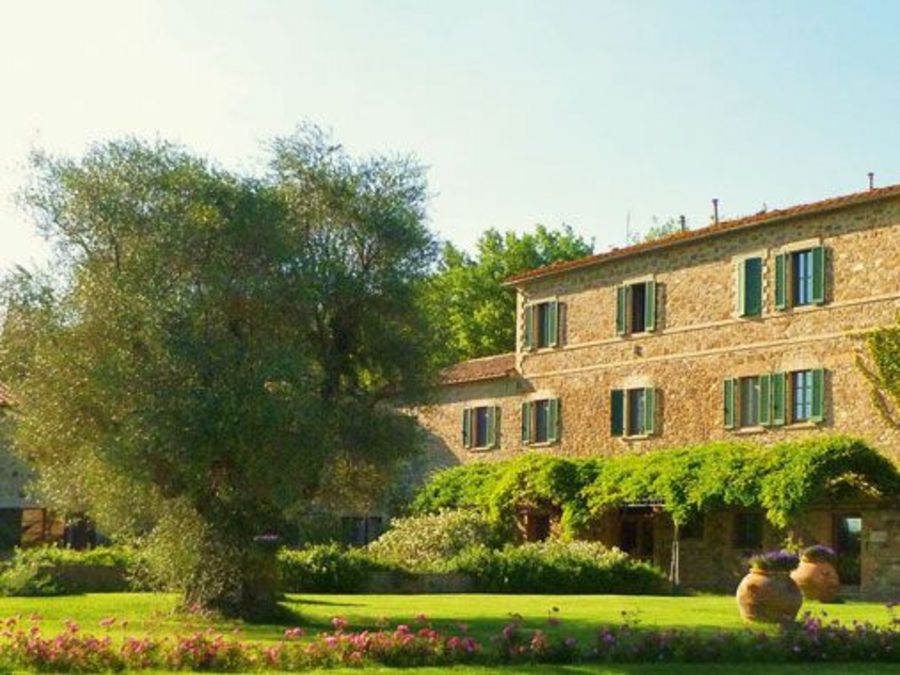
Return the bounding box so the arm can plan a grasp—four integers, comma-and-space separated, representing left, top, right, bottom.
331, 616, 348, 631
99, 617, 116, 628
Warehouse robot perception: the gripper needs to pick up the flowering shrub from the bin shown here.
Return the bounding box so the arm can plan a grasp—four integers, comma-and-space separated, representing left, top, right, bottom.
452, 540, 669, 594
747, 550, 799, 572
367, 509, 502, 571
0, 607, 896, 670
801, 545, 838, 564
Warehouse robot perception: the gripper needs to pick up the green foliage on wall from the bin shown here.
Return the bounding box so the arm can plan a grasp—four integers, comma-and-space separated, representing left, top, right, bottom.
411, 436, 900, 537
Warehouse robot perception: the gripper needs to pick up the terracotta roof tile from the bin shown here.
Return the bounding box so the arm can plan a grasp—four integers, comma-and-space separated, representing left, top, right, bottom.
440, 353, 517, 385
506, 183, 900, 285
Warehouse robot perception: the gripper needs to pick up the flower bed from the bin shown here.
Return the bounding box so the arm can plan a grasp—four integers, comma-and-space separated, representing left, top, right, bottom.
0, 607, 896, 671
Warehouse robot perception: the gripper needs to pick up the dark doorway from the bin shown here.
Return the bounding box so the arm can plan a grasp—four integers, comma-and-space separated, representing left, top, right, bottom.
833, 514, 862, 586
620, 517, 654, 561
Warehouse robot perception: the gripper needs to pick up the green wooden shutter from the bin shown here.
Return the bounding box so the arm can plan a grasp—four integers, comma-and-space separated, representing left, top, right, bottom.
811, 368, 825, 422
643, 388, 656, 435
462, 408, 472, 448
524, 305, 535, 350
547, 301, 559, 347
723, 378, 736, 429
811, 246, 826, 305
743, 258, 762, 317
759, 374, 772, 426
610, 389, 625, 437
737, 260, 746, 315
521, 402, 532, 444
644, 281, 657, 331
548, 398, 560, 442
772, 372, 786, 426
775, 253, 788, 310
493, 406, 502, 447
616, 286, 627, 336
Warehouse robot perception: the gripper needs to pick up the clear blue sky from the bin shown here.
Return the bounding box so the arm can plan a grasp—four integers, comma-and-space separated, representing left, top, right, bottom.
2, 0, 898, 272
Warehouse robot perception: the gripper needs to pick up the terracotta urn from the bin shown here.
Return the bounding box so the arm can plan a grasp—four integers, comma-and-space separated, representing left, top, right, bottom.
736, 568, 803, 623
791, 559, 840, 603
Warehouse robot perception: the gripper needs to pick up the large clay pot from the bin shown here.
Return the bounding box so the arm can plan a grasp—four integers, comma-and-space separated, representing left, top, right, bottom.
791, 560, 840, 603
736, 568, 803, 623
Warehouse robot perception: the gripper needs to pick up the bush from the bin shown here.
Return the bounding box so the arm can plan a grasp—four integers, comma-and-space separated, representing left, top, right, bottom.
0, 545, 140, 596
367, 509, 502, 572
452, 540, 669, 594
278, 544, 380, 593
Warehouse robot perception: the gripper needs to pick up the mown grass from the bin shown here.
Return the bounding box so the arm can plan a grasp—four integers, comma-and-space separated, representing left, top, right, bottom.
0, 592, 892, 647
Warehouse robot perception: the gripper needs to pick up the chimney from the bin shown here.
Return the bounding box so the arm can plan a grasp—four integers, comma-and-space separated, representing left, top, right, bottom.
868, 172, 875, 191
679, 215, 686, 232
712, 198, 720, 225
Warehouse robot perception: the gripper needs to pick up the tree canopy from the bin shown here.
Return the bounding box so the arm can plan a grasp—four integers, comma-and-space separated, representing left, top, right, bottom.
424, 225, 593, 366
0, 127, 438, 616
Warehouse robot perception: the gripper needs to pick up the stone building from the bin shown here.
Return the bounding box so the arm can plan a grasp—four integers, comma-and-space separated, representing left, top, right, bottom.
417, 184, 900, 597
0, 383, 61, 548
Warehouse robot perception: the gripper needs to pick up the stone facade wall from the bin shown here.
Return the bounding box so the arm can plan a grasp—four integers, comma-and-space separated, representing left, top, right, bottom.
415, 193, 900, 598
418, 195, 900, 466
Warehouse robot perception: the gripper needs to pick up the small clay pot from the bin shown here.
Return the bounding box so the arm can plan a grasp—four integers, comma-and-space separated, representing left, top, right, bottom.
736, 567, 803, 623
791, 560, 840, 603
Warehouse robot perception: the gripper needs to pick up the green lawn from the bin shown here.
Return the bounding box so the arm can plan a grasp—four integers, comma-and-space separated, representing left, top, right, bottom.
0, 593, 894, 673
0, 592, 892, 647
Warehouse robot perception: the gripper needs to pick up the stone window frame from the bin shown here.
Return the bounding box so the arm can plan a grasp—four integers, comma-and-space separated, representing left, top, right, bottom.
611, 376, 658, 440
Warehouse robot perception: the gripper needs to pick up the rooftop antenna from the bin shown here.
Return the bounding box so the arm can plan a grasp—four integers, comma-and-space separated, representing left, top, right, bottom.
712, 198, 720, 225
679, 215, 686, 232
868, 172, 875, 191
625, 210, 632, 245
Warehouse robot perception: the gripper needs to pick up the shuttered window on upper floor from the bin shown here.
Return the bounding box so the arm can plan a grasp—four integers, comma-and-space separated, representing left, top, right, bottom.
524, 300, 559, 350
737, 257, 763, 317
615, 281, 656, 336
775, 246, 826, 310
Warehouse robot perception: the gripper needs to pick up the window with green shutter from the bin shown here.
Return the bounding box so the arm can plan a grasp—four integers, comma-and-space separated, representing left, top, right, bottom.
774, 253, 787, 310
464, 406, 500, 450
811, 368, 825, 422
616, 281, 657, 336
521, 401, 532, 444
811, 246, 826, 305
739, 257, 763, 317
610, 389, 625, 436
462, 408, 473, 448
616, 286, 627, 336
771, 372, 786, 426
723, 378, 736, 429
522, 398, 560, 444
759, 374, 772, 426
525, 301, 560, 349
614, 387, 656, 437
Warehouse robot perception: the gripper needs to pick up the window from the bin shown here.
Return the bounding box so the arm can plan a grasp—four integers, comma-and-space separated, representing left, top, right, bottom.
737, 257, 763, 317
775, 246, 826, 309
462, 406, 499, 450
611, 387, 656, 437
739, 377, 761, 427
524, 300, 559, 350
521, 398, 560, 445
725, 369, 823, 429
616, 280, 656, 336
792, 370, 816, 422
733, 512, 763, 549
